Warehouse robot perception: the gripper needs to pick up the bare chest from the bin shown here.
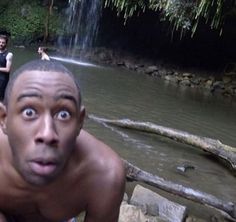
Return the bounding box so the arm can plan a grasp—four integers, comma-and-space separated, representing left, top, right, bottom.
0, 181, 87, 222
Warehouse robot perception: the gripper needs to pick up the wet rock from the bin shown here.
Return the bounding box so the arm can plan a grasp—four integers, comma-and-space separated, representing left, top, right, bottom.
124, 61, 135, 70
130, 185, 187, 222
185, 216, 208, 222
151, 71, 162, 77
98, 51, 111, 62
191, 78, 202, 85
174, 71, 180, 76
136, 67, 145, 73
176, 163, 195, 173
180, 79, 191, 86
134, 64, 144, 71
212, 81, 225, 89
222, 76, 232, 84
164, 75, 178, 83
182, 72, 194, 78
119, 203, 167, 222
205, 79, 214, 89
145, 65, 159, 74
158, 69, 168, 77
211, 81, 225, 93
123, 193, 129, 203
166, 70, 174, 75
224, 84, 235, 95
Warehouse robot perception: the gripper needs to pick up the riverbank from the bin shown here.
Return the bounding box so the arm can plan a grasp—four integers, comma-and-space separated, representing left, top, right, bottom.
76, 47, 236, 101
74, 183, 230, 222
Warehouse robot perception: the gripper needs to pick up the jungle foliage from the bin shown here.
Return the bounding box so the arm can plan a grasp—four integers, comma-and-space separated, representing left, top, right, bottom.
0, 0, 235, 44
104, 0, 236, 37
0, 0, 63, 44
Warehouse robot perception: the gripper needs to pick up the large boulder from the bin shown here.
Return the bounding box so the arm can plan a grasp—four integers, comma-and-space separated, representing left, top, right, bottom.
119, 202, 166, 222
130, 185, 187, 222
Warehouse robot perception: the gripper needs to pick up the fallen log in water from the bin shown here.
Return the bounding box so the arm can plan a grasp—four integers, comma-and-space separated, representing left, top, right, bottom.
89, 115, 236, 221
88, 115, 236, 171
124, 160, 236, 220
88, 115, 236, 219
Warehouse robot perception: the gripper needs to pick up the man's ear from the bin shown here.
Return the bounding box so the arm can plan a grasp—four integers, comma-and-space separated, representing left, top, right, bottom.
0, 102, 7, 134
78, 106, 86, 133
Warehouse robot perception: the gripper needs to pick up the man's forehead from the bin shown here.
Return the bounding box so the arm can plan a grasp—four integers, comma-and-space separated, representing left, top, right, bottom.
12, 70, 78, 94
16, 70, 75, 83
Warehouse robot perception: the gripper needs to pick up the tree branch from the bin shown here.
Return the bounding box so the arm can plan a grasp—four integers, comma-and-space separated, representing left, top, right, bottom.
124, 160, 236, 220
88, 115, 236, 171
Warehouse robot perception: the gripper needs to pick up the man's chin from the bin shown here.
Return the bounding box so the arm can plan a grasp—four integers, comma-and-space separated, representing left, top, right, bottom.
24, 174, 57, 186
21, 168, 60, 186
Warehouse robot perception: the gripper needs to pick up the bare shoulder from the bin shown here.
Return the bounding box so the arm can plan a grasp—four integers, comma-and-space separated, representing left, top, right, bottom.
77, 129, 125, 179
76, 130, 126, 221
77, 128, 126, 185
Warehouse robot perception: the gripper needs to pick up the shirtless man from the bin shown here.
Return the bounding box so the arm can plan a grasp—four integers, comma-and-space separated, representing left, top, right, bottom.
0, 60, 125, 222
0, 35, 13, 100
38, 47, 50, 61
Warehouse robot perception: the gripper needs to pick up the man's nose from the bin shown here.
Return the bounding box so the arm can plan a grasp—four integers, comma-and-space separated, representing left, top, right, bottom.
35, 115, 59, 145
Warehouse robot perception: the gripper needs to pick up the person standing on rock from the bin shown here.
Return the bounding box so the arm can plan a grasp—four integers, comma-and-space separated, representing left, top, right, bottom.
0, 34, 13, 100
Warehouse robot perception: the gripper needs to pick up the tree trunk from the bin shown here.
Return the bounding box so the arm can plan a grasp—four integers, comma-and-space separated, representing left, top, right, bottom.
88, 115, 236, 171
124, 160, 236, 220
43, 0, 54, 43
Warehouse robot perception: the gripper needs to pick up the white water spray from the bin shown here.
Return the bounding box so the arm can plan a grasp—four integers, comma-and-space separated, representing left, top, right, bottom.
59, 0, 102, 56
50, 56, 98, 67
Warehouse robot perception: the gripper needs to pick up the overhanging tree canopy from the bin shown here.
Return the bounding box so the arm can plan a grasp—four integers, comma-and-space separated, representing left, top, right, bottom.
104, 0, 236, 37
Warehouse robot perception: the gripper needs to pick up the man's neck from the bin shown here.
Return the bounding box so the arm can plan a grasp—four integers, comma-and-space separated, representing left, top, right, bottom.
0, 49, 7, 53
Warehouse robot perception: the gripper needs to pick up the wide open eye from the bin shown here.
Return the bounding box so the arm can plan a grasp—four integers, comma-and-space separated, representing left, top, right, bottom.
22, 108, 37, 119
56, 110, 71, 121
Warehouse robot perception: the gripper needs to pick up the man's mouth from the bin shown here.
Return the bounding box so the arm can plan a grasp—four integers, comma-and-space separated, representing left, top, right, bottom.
29, 160, 58, 176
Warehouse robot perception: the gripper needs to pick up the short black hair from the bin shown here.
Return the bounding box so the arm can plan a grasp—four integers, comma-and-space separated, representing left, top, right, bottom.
0, 34, 8, 43
4, 59, 82, 107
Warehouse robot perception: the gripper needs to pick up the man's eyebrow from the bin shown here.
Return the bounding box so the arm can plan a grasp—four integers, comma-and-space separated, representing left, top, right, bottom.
17, 93, 42, 102
54, 94, 78, 106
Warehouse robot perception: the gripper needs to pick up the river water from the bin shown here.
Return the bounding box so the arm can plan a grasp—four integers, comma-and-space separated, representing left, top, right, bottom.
12, 47, 236, 220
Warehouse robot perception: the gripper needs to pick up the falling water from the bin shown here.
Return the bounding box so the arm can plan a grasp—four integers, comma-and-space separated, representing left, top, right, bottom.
59, 0, 102, 57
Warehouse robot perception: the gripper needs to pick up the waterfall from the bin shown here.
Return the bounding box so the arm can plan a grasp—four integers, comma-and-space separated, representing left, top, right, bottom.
59, 0, 102, 57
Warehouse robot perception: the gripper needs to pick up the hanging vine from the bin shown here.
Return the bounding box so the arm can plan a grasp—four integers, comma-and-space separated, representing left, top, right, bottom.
104, 0, 235, 37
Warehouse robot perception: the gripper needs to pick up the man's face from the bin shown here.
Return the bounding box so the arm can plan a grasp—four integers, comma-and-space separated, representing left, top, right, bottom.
4, 70, 84, 186
0, 38, 7, 51
38, 47, 42, 54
